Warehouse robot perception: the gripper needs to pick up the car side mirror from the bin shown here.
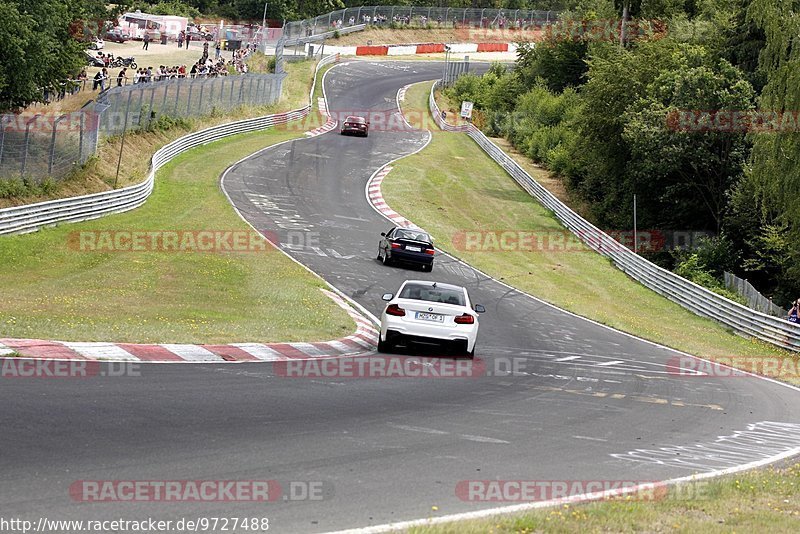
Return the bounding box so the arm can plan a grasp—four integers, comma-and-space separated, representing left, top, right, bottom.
382, 293, 394, 301
380, 232, 385, 236
474, 304, 486, 313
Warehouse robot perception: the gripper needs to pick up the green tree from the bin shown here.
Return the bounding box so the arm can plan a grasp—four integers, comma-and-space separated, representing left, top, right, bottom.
0, 0, 85, 112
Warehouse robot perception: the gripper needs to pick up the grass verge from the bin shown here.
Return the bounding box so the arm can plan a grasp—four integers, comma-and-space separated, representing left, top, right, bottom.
384, 81, 799, 384
0, 62, 354, 344
410, 462, 800, 533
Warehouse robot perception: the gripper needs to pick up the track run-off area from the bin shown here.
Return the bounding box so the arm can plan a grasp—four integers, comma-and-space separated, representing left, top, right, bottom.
1, 60, 800, 533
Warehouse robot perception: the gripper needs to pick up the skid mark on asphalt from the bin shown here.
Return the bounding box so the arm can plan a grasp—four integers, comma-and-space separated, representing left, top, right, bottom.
611, 421, 800, 472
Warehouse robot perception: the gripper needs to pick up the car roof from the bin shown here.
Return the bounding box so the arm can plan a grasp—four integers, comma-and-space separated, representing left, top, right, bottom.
399, 280, 466, 293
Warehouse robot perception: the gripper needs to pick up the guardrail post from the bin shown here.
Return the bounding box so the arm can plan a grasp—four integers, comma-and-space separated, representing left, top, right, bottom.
161, 82, 169, 114
357, 7, 362, 24
186, 81, 194, 116
238, 76, 245, 106
174, 83, 181, 115
198, 82, 206, 114
147, 86, 157, 129
0, 116, 9, 166
48, 115, 67, 176
78, 111, 85, 163
21, 114, 41, 177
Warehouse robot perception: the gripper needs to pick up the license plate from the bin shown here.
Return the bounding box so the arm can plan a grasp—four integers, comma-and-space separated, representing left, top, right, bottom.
416, 312, 443, 322
406, 246, 421, 252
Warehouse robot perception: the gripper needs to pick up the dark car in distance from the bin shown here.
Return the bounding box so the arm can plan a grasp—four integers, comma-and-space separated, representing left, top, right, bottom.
104, 29, 129, 43
340, 116, 369, 137
377, 227, 436, 271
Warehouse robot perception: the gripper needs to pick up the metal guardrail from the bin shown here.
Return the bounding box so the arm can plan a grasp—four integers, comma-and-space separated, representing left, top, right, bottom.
429, 81, 800, 352
284, 24, 367, 47
0, 54, 340, 237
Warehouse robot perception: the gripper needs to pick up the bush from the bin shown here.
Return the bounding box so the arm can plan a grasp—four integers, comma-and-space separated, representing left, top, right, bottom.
0, 176, 57, 199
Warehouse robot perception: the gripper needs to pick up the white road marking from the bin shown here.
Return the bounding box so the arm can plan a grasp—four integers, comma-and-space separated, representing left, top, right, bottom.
553, 355, 581, 362
459, 434, 510, 444
572, 435, 609, 442
389, 424, 448, 435
596, 360, 626, 366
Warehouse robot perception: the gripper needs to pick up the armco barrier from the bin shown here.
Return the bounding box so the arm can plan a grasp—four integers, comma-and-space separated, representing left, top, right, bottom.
284, 24, 367, 47
0, 53, 340, 236
428, 81, 800, 352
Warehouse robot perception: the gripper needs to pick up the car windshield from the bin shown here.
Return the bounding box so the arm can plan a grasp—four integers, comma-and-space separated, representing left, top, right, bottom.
399, 284, 465, 306
395, 229, 431, 243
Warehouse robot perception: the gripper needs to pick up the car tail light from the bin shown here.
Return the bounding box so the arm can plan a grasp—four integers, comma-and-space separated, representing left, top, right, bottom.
386, 304, 405, 316
390, 243, 402, 249
425, 248, 435, 255
454, 313, 474, 324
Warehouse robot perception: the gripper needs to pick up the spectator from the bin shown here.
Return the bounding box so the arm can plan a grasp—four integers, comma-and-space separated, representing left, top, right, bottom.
189, 63, 198, 78
117, 68, 128, 87
789, 299, 799, 323
177, 30, 184, 48
143, 32, 150, 50
185, 32, 190, 49
215, 41, 221, 59
133, 69, 142, 84
146, 66, 153, 82
92, 70, 103, 90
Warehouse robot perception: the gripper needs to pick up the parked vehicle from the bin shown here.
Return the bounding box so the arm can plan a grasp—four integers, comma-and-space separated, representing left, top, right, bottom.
104, 29, 129, 43
110, 56, 137, 69
88, 37, 104, 50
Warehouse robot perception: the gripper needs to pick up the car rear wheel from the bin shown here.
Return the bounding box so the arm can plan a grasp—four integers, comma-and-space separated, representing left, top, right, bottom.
381, 250, 392, 266
421, 262, 433, 272
377, 336, 392, 353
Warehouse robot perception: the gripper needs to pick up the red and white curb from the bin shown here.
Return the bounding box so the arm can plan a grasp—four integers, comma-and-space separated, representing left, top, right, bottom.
367, 166, 423, 230
306, 97, 338, 137
0, 290, 378, 363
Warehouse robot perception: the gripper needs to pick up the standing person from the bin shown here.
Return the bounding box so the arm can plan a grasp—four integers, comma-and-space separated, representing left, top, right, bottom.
143, 32, 150, 50
215, 41, 221, 59
789, 299, 800, 323
92, 69, 103, 90
177, 30, 184, 48
99, 68, 108, 91
117, 68, 127, 87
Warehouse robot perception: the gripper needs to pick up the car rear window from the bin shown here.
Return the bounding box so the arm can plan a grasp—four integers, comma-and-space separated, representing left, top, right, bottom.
347, 117, 365, 123
399, 284, 465, 306
395, 229, 431, 243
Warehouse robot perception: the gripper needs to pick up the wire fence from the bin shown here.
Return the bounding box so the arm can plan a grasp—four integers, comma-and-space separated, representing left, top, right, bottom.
724, 272, 788, 318
284, 6, 559, 41
0, 71, 284, 185
94, 73, 284, 137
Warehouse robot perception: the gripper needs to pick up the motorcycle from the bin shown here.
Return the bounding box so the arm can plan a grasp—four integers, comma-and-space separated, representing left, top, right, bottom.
110, 56, 138, 69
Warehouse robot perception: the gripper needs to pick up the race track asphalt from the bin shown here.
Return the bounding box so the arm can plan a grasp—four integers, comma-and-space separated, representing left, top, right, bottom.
1, 60, 799, 534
